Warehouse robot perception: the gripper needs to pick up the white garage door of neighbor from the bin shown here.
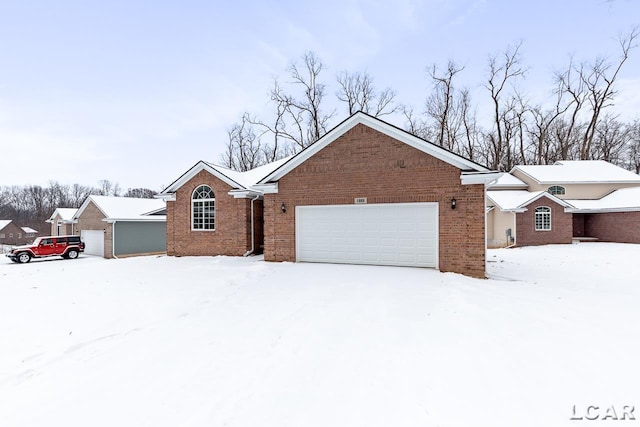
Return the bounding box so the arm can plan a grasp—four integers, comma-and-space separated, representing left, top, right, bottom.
81, 230, 105, 257
296, 203, 438, 268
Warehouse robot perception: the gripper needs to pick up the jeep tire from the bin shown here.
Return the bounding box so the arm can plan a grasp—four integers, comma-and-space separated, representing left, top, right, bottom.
17, 252, 31, 264
66, 249, 79, 260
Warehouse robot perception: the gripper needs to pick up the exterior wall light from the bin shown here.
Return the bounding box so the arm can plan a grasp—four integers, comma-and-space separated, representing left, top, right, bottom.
451, 198, 457, 210
281, 203, 286, 213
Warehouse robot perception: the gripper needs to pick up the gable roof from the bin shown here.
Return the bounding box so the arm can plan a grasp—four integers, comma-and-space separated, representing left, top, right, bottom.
21, 227, 38, 234
258, 111, 490, 184
487, 173, 528, 189
0, 220, 12, 231
487, 190, 573, 212
159, 156, 292, 197
567, 187, 640, 213
47, 208, 78, 223
512, 160, 640, 184
74, 196, 166, 222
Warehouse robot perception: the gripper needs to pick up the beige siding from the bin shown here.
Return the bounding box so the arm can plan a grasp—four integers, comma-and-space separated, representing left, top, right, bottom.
487, 209, 515, 248
512, 170, 639, 199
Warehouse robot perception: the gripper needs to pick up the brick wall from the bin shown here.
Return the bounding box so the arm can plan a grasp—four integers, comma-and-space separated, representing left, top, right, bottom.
263, 123, 487, 278
75, 202, 113, 258
516, 198, 572, 246
585, 212, 640, 243
166, 170, 256, 256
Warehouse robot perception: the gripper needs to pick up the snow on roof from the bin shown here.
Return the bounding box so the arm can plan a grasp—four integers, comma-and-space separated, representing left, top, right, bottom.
486, 190, 572, 211
77, 196, 166, 221
512, 160, 640, 184
205, 156, 294, 189
0, 220, 12, 230
487, 173, 528, 189
48, 208, 78, 222
567, 187, 640, 212
21, 227, 38, 234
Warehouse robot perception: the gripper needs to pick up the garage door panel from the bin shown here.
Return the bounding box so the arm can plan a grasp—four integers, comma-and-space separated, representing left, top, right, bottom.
81, 230, 104, 257
296, 203, 438, 268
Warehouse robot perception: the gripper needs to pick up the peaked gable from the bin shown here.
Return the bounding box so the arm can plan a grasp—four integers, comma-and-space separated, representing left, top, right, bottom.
257, 112, 490, 185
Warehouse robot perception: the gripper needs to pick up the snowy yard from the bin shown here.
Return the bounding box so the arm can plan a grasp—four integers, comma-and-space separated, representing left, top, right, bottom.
1, 243, 638, 427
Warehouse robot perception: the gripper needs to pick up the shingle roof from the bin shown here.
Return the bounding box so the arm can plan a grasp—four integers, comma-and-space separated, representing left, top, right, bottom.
74, 196, 166, 221
512, 160, 640, 184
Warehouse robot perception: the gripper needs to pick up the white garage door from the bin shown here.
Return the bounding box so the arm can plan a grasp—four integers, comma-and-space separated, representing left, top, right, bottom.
296, 203, 438, 268
81, 230, 104, 257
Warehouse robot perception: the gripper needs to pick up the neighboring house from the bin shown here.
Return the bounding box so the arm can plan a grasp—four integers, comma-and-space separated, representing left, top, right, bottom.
46, 208, 78, 236
21, 227, 38, 240
487, 160, 640, 247
73, 195, 167, 258
0, 220, 31, 245
159, 112, 500, 278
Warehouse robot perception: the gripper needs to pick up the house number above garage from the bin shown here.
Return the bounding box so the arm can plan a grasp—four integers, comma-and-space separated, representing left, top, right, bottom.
354, 198, 367, 204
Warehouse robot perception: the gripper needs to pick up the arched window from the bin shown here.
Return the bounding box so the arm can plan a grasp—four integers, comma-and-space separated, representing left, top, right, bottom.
534, 206, 551, 231
192, 185, 215, 230
548, 185, 565, 195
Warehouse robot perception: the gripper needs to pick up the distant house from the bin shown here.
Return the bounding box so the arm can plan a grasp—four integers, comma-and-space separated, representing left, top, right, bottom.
21, 227, 38, 240
486, 160, 640, 247
72, 195, 167, 258
46, 208, 78, 236
0, 220, 31, 245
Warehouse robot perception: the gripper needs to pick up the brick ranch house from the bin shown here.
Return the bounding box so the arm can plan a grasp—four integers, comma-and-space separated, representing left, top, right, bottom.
159, 112, 500, 278
486, 160, 640, 247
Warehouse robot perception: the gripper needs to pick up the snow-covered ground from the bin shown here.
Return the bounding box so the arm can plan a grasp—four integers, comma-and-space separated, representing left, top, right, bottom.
1, 243, 638, 427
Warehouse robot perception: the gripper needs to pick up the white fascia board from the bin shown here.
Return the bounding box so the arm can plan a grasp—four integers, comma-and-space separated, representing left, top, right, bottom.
228, 190, 263, 199
160, 161, 245, 195
155, 193, 176, 202
103, 216, 167, 223
569, 207, 640, 213
461, 172, 503, 185
252, 183, 279, 194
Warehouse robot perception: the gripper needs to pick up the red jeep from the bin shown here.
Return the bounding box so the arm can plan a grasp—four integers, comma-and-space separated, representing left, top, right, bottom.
7, 235, 85, 263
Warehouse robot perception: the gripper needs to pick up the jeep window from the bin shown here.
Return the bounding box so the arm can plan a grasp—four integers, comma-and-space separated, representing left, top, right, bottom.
41, 238, 54, 245
68, 236, 80, 244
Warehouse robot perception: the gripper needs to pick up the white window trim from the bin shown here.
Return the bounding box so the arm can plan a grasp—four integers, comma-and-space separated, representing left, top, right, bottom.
548, 185, 565, 195
191, 185, 216, 231
534, 206, 552, 231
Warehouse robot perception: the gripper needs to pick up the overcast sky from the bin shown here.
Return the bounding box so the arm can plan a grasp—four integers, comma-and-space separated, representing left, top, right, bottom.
1, 0, 638, 191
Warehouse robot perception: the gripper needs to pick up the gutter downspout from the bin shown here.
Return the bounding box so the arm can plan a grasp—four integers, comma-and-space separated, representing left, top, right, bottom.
112, 221, 119, 259
506, 211, 517, 248
243, 194, 260, 257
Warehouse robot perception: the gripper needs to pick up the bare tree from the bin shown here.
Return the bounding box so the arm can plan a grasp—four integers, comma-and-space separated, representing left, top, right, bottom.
268, 51, 334, 151
220, 113, 265, 171
124, 188, 157, 198
97, 180, 121, 197
626, 119, 640, 173
485, 42, 527, 170
426, 61, 465, 151
336, 71, 398, 117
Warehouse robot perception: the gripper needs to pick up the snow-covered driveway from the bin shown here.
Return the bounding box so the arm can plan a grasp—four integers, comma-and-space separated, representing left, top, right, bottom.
1, 243, 639, 426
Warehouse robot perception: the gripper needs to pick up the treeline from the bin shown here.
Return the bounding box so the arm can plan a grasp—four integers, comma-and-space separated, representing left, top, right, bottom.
221, 29, 640, 174
0, 180, 157, 229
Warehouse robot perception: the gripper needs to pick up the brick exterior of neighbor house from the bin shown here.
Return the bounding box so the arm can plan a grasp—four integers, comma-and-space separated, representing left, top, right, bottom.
166, 170, 262, 256
0, 221, 31, 245
49, 213, 75, 236
262, 123, 487, 278
584, 212, 640, 244
515, 198, 573, 246
75, 201, 113, 258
